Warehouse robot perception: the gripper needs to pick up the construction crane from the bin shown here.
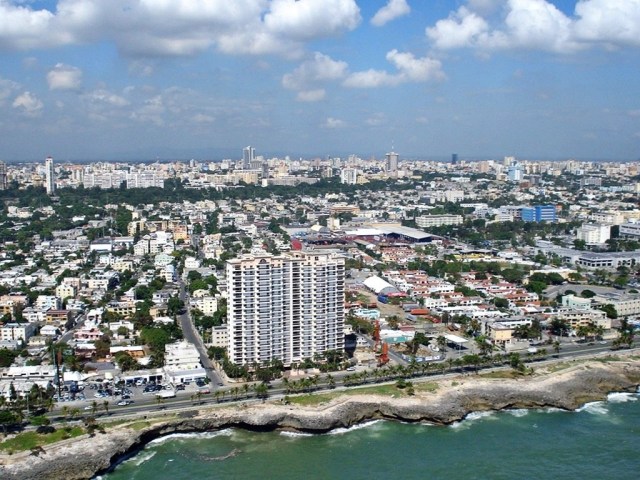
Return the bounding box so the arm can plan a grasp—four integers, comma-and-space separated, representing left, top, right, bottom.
373, 320, 389, 367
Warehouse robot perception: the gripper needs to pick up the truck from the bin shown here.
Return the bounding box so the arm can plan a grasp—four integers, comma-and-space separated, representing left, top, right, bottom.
527, 347, 538, 354
156, 389, 176, 399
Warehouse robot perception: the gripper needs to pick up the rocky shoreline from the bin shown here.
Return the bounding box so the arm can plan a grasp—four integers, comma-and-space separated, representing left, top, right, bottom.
1, 357, 640, 480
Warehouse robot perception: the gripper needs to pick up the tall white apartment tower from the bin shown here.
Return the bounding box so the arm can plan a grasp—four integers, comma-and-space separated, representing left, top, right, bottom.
0, 161, 7, 190
226, 251, 345, 367
242, 146, 255, 170
45, 156, 55, 195
385, 151, 399, 176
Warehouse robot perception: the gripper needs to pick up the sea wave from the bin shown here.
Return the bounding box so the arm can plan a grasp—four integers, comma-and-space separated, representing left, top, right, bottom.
576, 401, 608, 415
607, 392, 638, 404
506, 409, 529, 418
148, 429, 234, 446
537, 407, 570, 414
325, 419, 383, 435
114, 450, 157, 470
450, 411, 495, 429
280, 431, 314, 438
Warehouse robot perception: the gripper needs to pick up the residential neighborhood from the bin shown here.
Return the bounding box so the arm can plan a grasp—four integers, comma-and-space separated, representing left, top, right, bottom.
0, 153, 639, 420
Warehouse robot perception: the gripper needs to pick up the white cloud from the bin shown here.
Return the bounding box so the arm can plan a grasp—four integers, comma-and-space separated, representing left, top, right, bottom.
47, 63, 83, 91
83, 89, 130, 107
427, 0, 640, 54
0, 77, 20, 105
365, 112, 386, 126
0, 0, 361, 58
344, 49, 444, 88
283, 52, 348, 89
371, 0, 410, 27
426, 7, 489, 50
282, 52, 348, 99
192, 113, 215, 123
573, 0, 640, 47
265, 0, 360, 41
323, 117, 346, 128
296, 89, 326, 102
12, 91, 43, 116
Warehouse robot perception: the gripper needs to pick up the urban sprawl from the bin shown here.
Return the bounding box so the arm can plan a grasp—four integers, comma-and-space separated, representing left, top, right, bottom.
0, 150, 639, 429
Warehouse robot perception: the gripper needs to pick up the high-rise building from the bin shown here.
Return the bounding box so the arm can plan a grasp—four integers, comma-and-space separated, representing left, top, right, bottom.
385, 151, 399, 175
242, 146, 255, 169
226, 251, 345, 367
507, 162, 524, 182
451, 153, 458, 165
45, 156, 55, 195
0, 161, 7, 190
340, 168, 357, 185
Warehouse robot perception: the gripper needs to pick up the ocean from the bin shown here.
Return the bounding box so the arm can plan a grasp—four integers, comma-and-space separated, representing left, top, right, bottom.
101, 392, 640, 480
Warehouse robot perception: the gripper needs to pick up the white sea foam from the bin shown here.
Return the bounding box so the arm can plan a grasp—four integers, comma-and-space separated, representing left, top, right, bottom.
325, 419, 383, 435
279, 431, 314, 438
576, 401, 608, 415
506, 409, 529, 418
450, 411, 495, 429
148, 429, 234, 446
118, 450, 157, 468
538, 407, 570, 414
607, 392, 638, 404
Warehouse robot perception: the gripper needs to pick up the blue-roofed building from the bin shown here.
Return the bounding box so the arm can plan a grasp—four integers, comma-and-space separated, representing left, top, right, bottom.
522, 205, 557, 223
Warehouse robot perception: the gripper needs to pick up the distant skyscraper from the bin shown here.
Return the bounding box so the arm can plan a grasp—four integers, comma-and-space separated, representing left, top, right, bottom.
0, 161, 7, 190
45, 156, 55, 195
242, 146, 255, 169
451, 153, 458, 164
507, 162, 524, 182
385, 151, 399, 175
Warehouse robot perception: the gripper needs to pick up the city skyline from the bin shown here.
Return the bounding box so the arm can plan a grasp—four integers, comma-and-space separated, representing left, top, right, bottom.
0, 1, 639, 161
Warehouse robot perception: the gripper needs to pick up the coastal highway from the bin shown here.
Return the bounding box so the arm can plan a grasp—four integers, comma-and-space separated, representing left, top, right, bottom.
50, 343, 639, 423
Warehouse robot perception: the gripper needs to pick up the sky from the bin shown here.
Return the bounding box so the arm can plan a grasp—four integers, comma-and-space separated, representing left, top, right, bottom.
0, 0, 639, 162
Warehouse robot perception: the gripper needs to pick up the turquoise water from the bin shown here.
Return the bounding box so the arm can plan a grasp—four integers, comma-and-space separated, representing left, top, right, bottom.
102, 392, 640, 480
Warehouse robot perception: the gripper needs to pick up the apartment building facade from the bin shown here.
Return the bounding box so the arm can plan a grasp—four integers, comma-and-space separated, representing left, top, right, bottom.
226, 251, 345, 367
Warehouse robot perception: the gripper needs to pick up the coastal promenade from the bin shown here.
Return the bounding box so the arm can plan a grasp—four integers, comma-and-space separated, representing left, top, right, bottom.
1, 350, 639, 480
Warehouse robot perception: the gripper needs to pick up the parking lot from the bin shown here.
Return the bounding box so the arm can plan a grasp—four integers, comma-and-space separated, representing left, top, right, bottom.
53, 378, 210, 410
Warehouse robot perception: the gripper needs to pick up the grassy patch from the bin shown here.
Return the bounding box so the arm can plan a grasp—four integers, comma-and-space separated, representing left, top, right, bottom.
0, 426, 84, 453
287, 393, 337, 406
478, 370, 522, 379
287, 382, 438, 406
590, 355, 622, 363
415, 382, 439, 393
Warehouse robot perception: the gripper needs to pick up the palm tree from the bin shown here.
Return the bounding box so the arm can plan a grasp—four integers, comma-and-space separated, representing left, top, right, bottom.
447, 358, 455, 373
231, 387, 240, 400
553, 341, 561, 357
254, 383, 269, 401
242, 384, 250, 398
91, 400, 98, 416
155, 396, 165, 409
102, 400, 110, 415
214, 391, 222, 403
325, 374, 336, 389
61, 405, 70, 420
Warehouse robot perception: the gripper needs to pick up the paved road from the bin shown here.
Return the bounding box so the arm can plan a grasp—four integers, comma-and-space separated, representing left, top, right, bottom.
176, 277, 223, 387
50, 342, 638, 422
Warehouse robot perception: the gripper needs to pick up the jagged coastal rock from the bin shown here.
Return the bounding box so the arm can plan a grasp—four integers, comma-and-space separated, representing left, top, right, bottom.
1, 359, 639, 480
